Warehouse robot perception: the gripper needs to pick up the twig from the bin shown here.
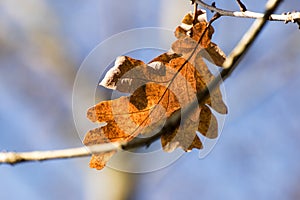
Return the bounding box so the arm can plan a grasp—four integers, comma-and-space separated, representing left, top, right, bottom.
193, 2, 199, 24
0, 0, 283, 165
235, 0, 247, 12
0, 142, 121, 164
196, 0, 299, 23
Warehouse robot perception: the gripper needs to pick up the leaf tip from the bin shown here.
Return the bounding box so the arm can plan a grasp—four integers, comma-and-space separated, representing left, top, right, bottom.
99, 56, 128, 89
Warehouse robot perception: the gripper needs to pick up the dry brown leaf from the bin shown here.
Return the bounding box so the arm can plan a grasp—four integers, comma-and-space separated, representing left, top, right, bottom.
83, 11, 228, 170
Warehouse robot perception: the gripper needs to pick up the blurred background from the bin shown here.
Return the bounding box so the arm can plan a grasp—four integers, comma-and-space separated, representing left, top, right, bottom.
1, 0, 300, 199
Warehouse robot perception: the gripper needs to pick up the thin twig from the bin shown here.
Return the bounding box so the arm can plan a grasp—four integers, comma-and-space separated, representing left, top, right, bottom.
196, 0, 299, 23
0, 0, 283, 165
235, 0, 247, 12
0, 142, 122, 164
193, 3, 199, 24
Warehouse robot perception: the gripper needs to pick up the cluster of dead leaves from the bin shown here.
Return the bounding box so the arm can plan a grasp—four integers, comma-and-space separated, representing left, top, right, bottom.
83, 11, 227, 170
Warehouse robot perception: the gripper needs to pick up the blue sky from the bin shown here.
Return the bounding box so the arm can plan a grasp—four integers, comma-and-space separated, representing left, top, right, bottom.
1, 0, 300, 199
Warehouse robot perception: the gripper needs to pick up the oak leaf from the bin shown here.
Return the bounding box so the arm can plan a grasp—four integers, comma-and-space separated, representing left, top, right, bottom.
83, 11, 227, 170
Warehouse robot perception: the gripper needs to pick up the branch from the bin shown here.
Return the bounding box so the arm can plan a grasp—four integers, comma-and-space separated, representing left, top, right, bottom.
0, 0, 283, 165
196, 0, 300, 24
0, 143, 121, 164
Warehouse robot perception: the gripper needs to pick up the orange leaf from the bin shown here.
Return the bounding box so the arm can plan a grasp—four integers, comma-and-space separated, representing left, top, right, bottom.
84, 11, 228, 170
